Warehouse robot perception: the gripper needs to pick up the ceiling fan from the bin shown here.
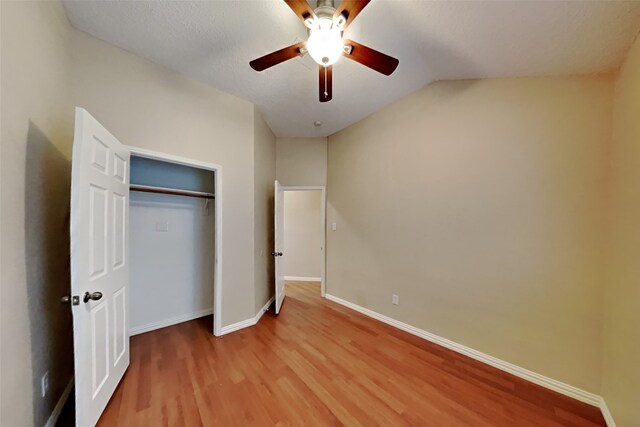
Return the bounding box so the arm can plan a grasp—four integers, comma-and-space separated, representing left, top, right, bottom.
249, 0, 399, 103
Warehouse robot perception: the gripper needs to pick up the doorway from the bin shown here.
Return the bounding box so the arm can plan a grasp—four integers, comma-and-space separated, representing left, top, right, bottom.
128, 147, 223, 337
128, 155, 215, 337
281, 186, 326, 297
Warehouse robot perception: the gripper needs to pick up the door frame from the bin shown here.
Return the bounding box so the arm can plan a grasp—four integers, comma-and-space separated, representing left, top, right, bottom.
281, 185, 326, 297
126, 146, 224, 336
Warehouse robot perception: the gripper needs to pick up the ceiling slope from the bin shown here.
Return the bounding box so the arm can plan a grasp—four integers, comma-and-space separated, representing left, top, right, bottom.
63, 1, 640, 137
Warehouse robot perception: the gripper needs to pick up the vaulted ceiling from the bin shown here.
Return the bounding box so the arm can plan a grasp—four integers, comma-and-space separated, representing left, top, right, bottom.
63, 1, 640, 137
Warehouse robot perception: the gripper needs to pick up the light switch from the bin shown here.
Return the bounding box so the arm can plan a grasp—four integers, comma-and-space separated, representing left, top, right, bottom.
156, 222, 169, 232
332, 222, 337, 231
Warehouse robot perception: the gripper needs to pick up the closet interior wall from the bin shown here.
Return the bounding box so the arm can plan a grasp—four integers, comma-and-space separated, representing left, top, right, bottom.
129, 156, 215, 334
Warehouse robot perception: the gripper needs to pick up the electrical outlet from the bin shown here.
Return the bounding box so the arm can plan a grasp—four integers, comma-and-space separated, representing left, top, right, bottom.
332, 222, 337, 231
41, 372, 49, 398
392, 295, 399, 305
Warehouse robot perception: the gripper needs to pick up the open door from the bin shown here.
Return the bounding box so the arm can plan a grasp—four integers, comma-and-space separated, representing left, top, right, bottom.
70, 108, 130, 426
273, 180, 285, 313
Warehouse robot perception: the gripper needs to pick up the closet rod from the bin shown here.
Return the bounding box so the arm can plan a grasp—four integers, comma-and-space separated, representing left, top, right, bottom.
130, 184, 214, 199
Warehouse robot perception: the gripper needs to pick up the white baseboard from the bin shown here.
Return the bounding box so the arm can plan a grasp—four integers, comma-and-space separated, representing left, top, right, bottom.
130, 308, 213, 336
255, 296, 275, 324
599, 397, 617, 427
219, 317, 255, 335
44, 376, 74, 427
220, 296, 275, 335
324, 293, 603, 408
284, 276, 321, 282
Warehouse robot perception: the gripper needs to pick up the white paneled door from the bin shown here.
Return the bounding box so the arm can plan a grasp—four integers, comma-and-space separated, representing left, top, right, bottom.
274, 180, 285, 314
70, 108, 130, 427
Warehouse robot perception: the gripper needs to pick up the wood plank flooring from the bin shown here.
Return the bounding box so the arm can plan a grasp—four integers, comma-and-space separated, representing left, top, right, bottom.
97, 281, 605, 426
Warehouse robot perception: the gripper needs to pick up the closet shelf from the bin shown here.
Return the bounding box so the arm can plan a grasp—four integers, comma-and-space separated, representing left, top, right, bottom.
130, 184, 214, 199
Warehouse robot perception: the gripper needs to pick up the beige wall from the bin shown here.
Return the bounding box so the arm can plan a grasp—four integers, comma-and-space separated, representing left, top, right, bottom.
2, 1, 637, 425
284, 191, 323, 279
1, 2, 74, 426
327, 76, 613, 393
253, 108, 276, 312
1, 3, 277, 425
602, 34, 640, 427
70, 29, 258, 327
276, 137, 327, 186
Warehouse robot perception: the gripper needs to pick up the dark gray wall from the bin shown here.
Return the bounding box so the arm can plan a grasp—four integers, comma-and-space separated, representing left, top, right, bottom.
131, 156, 214, 193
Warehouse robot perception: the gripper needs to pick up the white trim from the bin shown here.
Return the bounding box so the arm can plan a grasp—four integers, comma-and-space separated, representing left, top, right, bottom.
44, 377, 74, 427
285, 276, 321, 282
599, 397, 617, 427
220, 296, 274, 335
281, 186, 326, 298
127, 146, 223, 337
129, 146, 223, 172
254, 296, 275, 324
282, 185, 325, 191
324, 293, 602, 407
129, 309, 214, 336
220, 318, 255, 335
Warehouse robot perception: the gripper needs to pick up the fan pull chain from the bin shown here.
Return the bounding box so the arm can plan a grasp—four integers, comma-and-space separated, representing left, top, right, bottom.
324, 66, 328, 98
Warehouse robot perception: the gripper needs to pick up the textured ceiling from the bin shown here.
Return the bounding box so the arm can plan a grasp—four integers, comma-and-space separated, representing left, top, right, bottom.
62, 1, 640, 137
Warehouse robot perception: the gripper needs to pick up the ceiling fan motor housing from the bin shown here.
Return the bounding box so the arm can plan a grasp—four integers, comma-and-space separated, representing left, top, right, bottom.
304, 0, 336, 28
317, 0, 347, 29
315, 0, 336, 15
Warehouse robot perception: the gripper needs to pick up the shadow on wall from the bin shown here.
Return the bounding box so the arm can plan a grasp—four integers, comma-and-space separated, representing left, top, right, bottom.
24, 122, 74, 427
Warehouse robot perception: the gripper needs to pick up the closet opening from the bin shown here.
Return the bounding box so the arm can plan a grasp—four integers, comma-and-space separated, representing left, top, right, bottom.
128, 150, 222, 336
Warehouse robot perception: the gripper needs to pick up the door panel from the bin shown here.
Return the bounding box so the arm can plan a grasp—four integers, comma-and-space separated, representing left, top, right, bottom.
91, 302, 109, 397
89, 185, 108, 278
71, 108, 130, 427
113, 192, 126, 268
274, 180, 285, 314
113, 287, 127, 364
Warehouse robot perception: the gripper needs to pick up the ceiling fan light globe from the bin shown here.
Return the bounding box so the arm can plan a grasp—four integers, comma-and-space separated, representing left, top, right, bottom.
306, 18, 343, 66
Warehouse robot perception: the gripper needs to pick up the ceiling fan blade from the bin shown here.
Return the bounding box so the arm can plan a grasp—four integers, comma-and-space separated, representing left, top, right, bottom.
343, 40, 399, 76
333, 0, 371, 30
284, 0, 317, 28
319, 65, 332, 102
250, 42, 306, 72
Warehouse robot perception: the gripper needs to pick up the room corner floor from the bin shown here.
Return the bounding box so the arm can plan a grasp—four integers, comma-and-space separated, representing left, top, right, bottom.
63, 281, 605, 426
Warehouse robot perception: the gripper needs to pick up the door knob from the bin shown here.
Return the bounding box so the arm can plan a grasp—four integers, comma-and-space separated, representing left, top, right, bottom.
83, 291, 103, 303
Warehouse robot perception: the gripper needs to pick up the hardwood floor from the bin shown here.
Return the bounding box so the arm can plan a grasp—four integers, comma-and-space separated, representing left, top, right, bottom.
96, 281, 605, 426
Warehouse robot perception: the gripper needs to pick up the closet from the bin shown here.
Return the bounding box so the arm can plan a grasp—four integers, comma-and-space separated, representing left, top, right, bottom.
129, 155, 215, 335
